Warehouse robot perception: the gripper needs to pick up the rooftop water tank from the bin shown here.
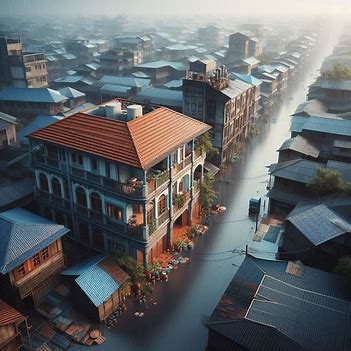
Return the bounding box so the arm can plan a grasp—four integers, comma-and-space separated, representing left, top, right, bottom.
127, 105, 143, 121
105, 102, 122, 119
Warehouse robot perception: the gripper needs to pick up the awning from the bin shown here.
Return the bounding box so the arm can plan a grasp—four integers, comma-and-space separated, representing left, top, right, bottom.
204, 161, 220, 176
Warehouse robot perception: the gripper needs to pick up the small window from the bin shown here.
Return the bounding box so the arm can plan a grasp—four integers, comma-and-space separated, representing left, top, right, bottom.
17, 263, 26, 276
41, 247, 49, 260
32, 253, 41, 267
91, 158, 98, 171
72, 152, 83, 165
26, 66, 31, 72
105, 161, 111, 178
107, 203, 123, 221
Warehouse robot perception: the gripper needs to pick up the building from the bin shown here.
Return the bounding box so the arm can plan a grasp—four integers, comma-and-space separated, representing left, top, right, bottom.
0, 32, 48, 88
281, 202, 351, 269
0, 299, 31, 351
183, 60, 255, 165
113, 35, 154, 64
0, 208, 69, 307
133, 60, 186, 85
64, 39, 99, 64
206, 256, 351, 351
29, 103, 210, 267
61, 255, 129, 322
0, 87, 67, 119
58, 87, 86, 109
197, 25, 222, 49
100, 48, 137, 76
0, 111, 17, 148
228, 32, 262, 61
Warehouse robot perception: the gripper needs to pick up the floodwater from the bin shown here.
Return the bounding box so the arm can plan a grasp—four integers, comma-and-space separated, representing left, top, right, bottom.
71, 34, 337, 351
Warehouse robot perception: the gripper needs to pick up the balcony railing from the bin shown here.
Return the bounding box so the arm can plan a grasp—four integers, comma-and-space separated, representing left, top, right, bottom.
173, 154, 192, 175
34, 154, 67, 172
172, 192, 190, 216
37, 189, 71, 211
70, 166, 145, 198
147, 169, 169, 194
157, 210, 169, 227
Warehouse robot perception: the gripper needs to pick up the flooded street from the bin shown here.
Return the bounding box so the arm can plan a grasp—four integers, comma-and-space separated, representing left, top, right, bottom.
70, 37, 336, 351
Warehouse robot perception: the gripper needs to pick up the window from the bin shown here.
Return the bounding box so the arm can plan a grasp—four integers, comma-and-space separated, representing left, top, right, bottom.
26, 66, 31, 72
107, 203, 123, 221
91, 158, 98, 172
17, 263, 26, 276
51, 177, 62, 196
71, 152, 83, 165
105, 161, 111, 178
39, 173, 49, 191
32, 253, 40, 267
90, 192, 102, 212
41, 247, 49, 260
158, 194, 166, 215
75, 186, 87, 207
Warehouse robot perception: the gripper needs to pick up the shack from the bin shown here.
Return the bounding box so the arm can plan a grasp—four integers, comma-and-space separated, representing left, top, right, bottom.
61, 256, 130, 322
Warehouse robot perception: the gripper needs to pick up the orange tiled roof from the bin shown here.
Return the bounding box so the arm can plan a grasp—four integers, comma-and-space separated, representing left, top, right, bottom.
29, 107, 211, 169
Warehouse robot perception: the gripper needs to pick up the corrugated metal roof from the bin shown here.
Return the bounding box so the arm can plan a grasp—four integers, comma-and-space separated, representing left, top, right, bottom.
0, 208, 69, 274
98, 75, 151, 88
278, 135, 320, 158
100, 84, 131, 97
0, 112, 17, 125
287, 203, 351, 246
29, 107, 211, 170
292, 99, 332, 117
0, 88, 67, 103
135, 60, 185, 71
133, 87, 182, 107
0, 299, 25, 325
230, 73, 262, 87
58, 87, 85, 99
302, 116, 351, 137
61, 256, 129, 307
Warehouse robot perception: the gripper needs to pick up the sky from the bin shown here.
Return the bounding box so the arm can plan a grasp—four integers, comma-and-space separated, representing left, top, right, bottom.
0, 0, 350, 17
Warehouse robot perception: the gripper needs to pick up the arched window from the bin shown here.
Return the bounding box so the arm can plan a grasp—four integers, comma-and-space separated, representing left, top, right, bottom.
39, 173, 49, 192
51, 177, 62, 196
79, 223, 90, 244
158, 194, 166, 215
75, 186, 87, 207
90, 192, 102, 212
92, 228, 105, 251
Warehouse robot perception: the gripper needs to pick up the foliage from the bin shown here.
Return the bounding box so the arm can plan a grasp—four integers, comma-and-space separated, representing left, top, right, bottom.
149, 218, 157, 235
140, 281, 154, 297
174, 239, 184, 251
334, 256, 351, 287
321, 63, 351, 80
195, 132, 219, 156
307, 168, 344, 195
200, 173, 216, 211
148, 260, 161, 273
115, 256, 145, 284
248, 123, 259, 139
174, 193, 186, 208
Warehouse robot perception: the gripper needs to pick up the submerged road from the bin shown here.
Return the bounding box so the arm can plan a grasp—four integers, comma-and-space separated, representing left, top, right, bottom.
71, 35, 337, 351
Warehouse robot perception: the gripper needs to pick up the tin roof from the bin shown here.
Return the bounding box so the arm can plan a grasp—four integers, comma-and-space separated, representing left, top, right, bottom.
0, 208, 69, 274
0, 299, 25, 325
0, 87, 67, 103
29, 107, 210, 170
61, 257, 129, 307
278, 135, 320, 158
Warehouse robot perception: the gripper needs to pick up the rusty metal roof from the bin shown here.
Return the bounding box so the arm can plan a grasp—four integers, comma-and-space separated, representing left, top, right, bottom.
0, 299, 25, 325
29, 107, 211, 170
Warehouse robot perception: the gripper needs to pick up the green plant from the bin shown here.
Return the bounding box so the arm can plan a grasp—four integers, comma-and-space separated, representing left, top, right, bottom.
115, 256, 145, 284
248, 123, 259, 139
149, 218, 157, 234
175, 239, 184, 251
148, 260, 161, 273
200, 173, 217, 211
174, 193, 186, 208
307, 168, 344, 195
195, 132, 219, 156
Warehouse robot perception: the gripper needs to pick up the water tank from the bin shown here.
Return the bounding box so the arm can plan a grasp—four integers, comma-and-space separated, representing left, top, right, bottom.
127, 105, 143, 121
105, 102, 122, 119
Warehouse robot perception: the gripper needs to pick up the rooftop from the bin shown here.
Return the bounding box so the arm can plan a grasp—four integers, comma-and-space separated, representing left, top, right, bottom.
207, 256, 351, 351
278, 135, 320, 158
135, 60, 186, 71
29, 106, 210, 170
0, 88, 67, 103
0, 208, 69, 274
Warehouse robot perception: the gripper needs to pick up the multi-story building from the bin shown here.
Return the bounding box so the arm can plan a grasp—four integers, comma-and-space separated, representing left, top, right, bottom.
0, 32, 48, 88
0, 208, 69, 307
197, 25, 222, 49
0, 112, 17, 148
113, 35, 154, 64
183, 60, 255, 165
100, 48, 137, 76
29, 102, 210, 267
228, 32, 262, 61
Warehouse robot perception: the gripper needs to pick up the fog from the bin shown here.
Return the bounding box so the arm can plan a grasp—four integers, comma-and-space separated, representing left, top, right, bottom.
0, 0, 350, 18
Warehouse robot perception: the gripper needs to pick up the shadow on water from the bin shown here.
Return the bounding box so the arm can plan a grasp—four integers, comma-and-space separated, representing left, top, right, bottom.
70, 38, 338, 351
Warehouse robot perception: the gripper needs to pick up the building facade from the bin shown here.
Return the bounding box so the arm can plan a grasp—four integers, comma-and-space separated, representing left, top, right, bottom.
183, 60, 255, 165
29, 103, 210, 267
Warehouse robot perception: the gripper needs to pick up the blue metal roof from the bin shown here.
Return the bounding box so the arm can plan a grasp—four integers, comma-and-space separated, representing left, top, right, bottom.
230, 72, 262, 86
133, 87, 182, 107
135, 60, 186, 71
100, 84, 131, 97
76, 265, 119, 307
98, 75, 151, 88
61, 255, 105, 276
287, 203, 351, 246
0, 208, 69, 274
0, 88, 67, 103
58, 87, 85, 99
302, 116, 351, 137
163, 79, 183, 89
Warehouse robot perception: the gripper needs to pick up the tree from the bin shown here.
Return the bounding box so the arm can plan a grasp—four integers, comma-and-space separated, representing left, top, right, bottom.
195, 132, 218, 156
308, 168, 344, 195
321, 63, 351, 80
334, 256, 351, 287
115, 256, 145, 284
200, 173, 217, 222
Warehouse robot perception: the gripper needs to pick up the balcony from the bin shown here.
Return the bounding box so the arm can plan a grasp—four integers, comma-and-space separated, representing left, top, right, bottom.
172, 192, 190, 219
70, 166, 145, 198
157, 210, 169, 227
147, 169, 169, 194
173, 154, 192, 175
34, 154, 67, 172
36, 189, 71, 211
